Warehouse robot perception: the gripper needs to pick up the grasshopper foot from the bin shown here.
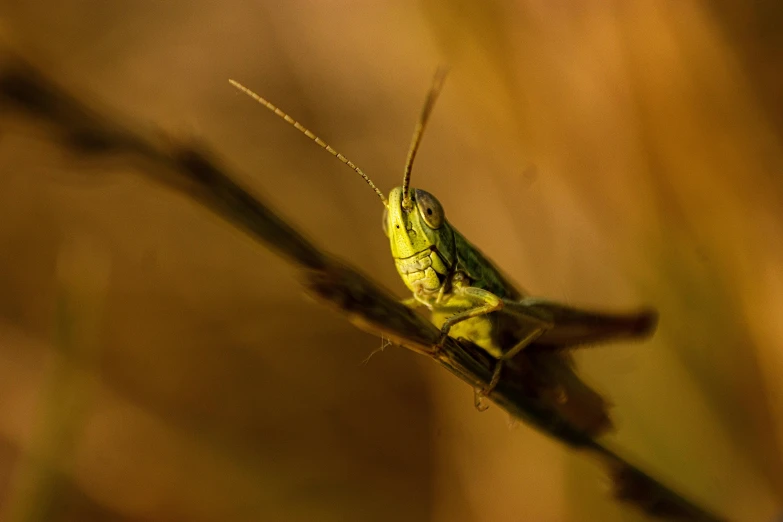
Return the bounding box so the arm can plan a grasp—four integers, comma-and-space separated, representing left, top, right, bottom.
472, 360, 505, 412
400, 297, 421, 310
473, 388, 490, 412
436, 323, 452, 349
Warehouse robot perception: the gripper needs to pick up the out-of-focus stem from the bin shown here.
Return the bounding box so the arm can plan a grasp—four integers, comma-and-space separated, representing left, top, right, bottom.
4, 237, 110, 522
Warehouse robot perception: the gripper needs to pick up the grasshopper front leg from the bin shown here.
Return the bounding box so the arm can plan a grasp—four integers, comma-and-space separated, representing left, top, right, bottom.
401, 296, 425, 309
436, 285, 543, 412
437, 286, 504, 347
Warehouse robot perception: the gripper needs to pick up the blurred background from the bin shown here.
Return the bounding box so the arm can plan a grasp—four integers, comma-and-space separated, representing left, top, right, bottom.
1, 1, 782, 521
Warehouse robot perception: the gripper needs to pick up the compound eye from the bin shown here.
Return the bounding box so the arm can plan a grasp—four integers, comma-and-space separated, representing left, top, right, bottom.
381, 206, 390, 237
414, 189, 444, 229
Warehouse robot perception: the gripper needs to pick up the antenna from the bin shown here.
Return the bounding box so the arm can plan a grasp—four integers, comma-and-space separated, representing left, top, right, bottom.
229, 79, 388, 206
401, 67, 449, 211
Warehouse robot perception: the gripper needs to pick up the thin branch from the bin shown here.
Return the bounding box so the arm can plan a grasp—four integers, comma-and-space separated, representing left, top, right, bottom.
0, 49, 724, 521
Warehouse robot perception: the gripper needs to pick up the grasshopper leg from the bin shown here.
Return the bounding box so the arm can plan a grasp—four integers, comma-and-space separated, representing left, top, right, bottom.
430, 285, 507, 412
474, 322, 552, 410
474, 305, 554, 411
401, 296, 423, 309
403, 292, 436, 311
436, 286, 504, 347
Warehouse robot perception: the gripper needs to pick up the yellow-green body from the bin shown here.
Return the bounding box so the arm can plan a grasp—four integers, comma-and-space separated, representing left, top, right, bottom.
385, 186, 524, 358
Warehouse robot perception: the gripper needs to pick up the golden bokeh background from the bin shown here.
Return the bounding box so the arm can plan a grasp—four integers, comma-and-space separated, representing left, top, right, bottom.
1, 1, 782, 521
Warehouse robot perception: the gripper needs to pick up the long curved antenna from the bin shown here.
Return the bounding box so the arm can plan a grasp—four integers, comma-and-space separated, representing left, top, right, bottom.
229, 79, 388, 206
401, 67, 449, 210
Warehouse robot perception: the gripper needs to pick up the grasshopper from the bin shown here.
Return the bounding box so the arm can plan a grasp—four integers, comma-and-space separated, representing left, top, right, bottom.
229, 69, 656, 431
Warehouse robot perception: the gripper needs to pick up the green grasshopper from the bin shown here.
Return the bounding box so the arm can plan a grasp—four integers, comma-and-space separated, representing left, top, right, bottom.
229, 69, 656, 431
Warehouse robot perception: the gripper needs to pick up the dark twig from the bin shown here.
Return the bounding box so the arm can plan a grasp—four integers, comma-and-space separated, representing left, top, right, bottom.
0, 49, 724, 521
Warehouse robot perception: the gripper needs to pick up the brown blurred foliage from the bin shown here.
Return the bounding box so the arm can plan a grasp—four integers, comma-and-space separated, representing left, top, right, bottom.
0, 1, 782, 521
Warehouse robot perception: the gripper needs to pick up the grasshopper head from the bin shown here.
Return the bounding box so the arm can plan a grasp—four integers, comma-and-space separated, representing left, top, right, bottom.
383, 186, 453, 294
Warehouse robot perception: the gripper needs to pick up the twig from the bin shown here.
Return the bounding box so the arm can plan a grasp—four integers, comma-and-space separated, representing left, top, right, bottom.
0, 49, 724, 521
